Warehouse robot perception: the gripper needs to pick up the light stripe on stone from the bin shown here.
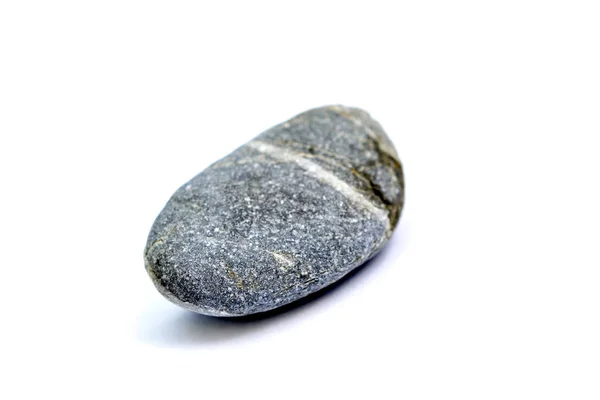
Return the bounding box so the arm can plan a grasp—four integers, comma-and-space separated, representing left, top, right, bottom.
248, 140, 390, 228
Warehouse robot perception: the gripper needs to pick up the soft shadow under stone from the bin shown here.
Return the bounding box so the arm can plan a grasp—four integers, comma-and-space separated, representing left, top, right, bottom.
144, 105, 404, 316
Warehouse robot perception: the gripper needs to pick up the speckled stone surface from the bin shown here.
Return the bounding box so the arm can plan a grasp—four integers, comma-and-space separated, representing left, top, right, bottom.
144, 105, 404, 316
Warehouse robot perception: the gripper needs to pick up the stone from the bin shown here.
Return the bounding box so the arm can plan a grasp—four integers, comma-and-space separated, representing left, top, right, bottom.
144, 105, 404, 316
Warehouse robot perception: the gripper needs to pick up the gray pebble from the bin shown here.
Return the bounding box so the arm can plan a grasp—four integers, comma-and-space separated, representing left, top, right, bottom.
144, 105, 404, 316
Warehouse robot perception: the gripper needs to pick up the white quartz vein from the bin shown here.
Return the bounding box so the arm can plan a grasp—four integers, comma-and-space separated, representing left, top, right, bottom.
248, 140, 390, 229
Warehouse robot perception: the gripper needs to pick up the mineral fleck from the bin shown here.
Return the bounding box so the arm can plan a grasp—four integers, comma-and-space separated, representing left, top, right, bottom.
144, 105, 404, 316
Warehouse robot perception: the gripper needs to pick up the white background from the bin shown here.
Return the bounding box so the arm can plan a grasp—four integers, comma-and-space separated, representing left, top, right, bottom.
1, 1, 599, 399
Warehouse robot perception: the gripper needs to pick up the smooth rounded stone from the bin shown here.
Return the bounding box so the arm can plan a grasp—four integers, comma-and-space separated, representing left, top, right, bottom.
144, 105, 404, 316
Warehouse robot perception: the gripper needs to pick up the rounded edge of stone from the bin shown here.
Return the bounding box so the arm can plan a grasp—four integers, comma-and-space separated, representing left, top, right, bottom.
144, 255, 241, 317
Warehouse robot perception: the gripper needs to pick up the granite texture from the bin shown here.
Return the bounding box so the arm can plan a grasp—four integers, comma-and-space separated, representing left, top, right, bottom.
144, 105, 404, 316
